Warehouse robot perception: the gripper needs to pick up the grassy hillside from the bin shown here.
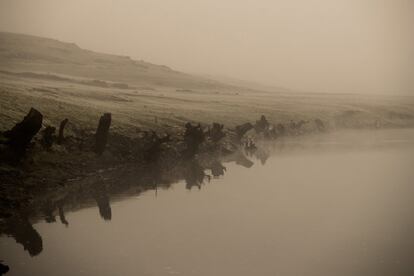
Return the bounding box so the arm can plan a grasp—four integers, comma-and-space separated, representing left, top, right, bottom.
0, 32, 227, 89
0, 32, 413, 135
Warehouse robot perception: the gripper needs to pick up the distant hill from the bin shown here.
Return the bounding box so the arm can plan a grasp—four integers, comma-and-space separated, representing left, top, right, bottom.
0, 32, 229, 89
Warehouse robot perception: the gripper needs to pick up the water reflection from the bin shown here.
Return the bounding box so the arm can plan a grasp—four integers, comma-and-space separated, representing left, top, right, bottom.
92, 180, 112, 221
1, 215, 42, 257
210, 161, 226, 178
0, 153, 241, 259
1, 128, 414, 275
0, 262, 9, 275
184, 160, 211, 190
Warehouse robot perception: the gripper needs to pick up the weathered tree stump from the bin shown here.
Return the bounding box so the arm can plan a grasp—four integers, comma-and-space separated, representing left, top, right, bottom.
3, 108, 43, 155
41, 126, 56, 149
143, 132, 171, 162
209, 122, 226, 143
254, 115, 270, 134
183, 123, 205, 159
58, 118, 69, 145
94, 113, 111, 155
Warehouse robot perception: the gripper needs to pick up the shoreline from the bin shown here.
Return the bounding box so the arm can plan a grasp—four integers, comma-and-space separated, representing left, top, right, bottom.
1, 108, 412, 220
1, 118, 413, 258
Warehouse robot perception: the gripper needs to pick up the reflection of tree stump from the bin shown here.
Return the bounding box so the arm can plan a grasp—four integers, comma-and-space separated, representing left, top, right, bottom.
58, 118, 68, 145
3, 216, 43, 257
94, 113, 111, 155
0, 262, 9, 275
211, 160, 226, 177
4, 108, 43, 155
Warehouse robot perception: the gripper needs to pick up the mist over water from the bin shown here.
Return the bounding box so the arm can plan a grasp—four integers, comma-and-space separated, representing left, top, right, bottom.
1, 129, 413, 276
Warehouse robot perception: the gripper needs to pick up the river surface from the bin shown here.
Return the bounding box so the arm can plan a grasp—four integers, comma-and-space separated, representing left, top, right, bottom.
1, 129, 414, 276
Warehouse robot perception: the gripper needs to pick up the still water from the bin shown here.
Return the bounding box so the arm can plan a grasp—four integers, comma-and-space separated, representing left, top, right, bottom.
1, 129, 414, 276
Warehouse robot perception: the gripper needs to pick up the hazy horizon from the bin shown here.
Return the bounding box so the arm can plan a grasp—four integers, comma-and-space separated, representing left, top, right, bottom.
0, 0, 413, 95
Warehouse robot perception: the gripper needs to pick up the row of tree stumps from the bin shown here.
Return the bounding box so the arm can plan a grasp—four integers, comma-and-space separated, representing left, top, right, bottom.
1, 107, 326, 164
0, 108, 112, 162
0, 107, 225, 164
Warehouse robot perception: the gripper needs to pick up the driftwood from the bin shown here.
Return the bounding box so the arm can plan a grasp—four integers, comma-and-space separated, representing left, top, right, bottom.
234, 122, 253, 141
58, 118, 69, 144
94, 113, 111, 155
3, 108, 43, 155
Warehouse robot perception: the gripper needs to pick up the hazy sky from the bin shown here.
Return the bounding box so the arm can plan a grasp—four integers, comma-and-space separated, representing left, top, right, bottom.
0, 0, 413, 94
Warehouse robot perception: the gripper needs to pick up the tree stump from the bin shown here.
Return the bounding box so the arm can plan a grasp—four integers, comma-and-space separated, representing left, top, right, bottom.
143, 132, 171, 162
209, 122, 226, 143
183, 123, 205, 159
94, 113, 111, 155
254, 115, 270, 134
4, 108, 43, 155
58, 118, 69, 145
41, 126, 56, 149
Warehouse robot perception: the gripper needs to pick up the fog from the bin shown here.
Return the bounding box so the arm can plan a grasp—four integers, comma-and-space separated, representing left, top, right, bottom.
0, 0, 413, 94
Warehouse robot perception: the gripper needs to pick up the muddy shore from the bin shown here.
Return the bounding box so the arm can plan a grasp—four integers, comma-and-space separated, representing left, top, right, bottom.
0, 109, 329, 219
